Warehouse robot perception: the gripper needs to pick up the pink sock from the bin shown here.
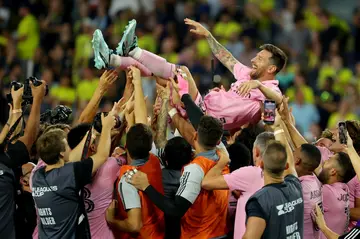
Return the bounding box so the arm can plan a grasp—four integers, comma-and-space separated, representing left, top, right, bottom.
129, 48, 176, 79
110, 55, 152, 77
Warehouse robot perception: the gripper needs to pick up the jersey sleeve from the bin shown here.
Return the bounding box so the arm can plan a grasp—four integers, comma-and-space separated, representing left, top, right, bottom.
176, 163, 204, 204
224, 167, 253, 192
246, 197, 266, 220
118, 175, 141, 210
233, 62, 252, 81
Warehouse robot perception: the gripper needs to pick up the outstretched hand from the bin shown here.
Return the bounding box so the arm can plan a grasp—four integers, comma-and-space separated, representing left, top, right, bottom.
99, 70, 118, 94
184, 18, 210, 37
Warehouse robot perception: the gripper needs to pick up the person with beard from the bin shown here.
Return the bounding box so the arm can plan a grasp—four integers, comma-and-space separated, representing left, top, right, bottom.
318, 151, 356, 238
91, 19, 285, 130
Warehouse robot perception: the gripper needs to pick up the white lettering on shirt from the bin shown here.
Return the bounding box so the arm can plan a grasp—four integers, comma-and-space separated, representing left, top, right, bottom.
286, 222, 301, 239
38, 208, 56, 225
276, 197, 303, 216
32, 186, 58, 197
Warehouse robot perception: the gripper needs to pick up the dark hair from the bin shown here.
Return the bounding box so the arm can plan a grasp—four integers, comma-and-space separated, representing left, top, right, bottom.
300, 144, 321, 171
259, 44, 287, 74
235, 125, 265, 162
67, 123, 92, 149
36, 129, 67, 165
263, 141, 287, 176
126, 123, 153, 159
162, 137, 192, 170
197, 116, 223, 150
336, 152, 356, 183
227, 143, 251, 172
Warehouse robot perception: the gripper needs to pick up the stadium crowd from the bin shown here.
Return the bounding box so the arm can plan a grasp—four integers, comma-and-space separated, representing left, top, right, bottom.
1, 0, 360, 239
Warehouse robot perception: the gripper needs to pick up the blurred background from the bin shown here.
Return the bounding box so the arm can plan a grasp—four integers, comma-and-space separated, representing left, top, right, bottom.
0, 0, 359, 141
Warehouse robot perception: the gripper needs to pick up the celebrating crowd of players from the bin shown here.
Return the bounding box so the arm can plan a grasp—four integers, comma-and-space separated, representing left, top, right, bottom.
1, 18, 360, 239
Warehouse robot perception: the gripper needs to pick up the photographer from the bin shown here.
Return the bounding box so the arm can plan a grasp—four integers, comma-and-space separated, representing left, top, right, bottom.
0, 81, 46, 239
31, 108, 117, 239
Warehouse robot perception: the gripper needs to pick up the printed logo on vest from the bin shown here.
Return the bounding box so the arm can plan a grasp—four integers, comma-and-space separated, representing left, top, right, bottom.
276, 197, 303, 216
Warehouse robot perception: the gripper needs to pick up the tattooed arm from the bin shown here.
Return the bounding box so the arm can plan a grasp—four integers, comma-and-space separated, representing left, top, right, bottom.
206, 34, 239, 74
185, 18, 239, 74
154, 98, 168, 148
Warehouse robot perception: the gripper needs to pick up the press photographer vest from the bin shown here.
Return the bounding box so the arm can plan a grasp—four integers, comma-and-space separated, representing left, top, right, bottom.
32, 164, 90, 239
246, 175, 304, 239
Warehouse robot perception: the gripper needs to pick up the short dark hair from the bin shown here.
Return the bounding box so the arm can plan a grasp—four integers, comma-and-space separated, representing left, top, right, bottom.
259, 44, 287, 74
336, 152, 356, 183
235, 125, 265, 162
36, 129, 67, 165
126, 123, 153, 159
162, 137, 192, 170
197, 116, 223, 150
263, 141, 287, 176
67, 123, 92, 149
227, 143, 251, 172
300, 144, 321, 171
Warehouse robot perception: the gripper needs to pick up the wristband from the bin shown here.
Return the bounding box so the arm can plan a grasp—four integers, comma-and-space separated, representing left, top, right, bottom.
12, 109, 22, 114
168, 108, 178, 119
274, 129, 284, 135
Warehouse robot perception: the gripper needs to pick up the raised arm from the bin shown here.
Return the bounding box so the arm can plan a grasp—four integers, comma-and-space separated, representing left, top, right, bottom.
18, 81, 46, 151
0, 86, 24, 144
345, 133, 360, 181
90, 109, 116, 174
279, 97, 307, 148
130, 66, 148, 125
154, 83, 170, 148
78, 70, 117, 124
184, 18, 239, 74
272, 109, 297, 177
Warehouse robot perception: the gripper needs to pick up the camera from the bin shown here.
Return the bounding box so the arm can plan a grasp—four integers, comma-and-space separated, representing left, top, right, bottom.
40, 105, 72, 124
7, 77, 49, 107
93, 112, 121, 133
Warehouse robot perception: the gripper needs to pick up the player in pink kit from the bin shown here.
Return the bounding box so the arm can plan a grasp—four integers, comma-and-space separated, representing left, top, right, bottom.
92, 19, 285, 130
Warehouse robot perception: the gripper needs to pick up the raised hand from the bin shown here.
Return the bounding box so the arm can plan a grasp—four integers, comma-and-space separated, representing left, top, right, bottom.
101, 112, 117, 130
184, 18, 210, 37
129, 66, 141, 85
30, 80, 47, 102
11, 84, 24, 108
217, 148, 230, 167
99, 70, 118, 94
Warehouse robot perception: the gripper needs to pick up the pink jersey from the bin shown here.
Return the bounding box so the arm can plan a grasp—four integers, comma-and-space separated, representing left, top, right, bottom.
86, 157, 122, 239
300, 174, 322, 239
348, 176, 360, 230
321, 183, 350, 238
203, 62, 281, 130
223, 166, 264, 239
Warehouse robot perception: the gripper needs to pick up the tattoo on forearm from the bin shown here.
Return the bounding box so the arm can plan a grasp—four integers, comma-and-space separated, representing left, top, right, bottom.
206, 34, 238, 73
155, 99, 168, 148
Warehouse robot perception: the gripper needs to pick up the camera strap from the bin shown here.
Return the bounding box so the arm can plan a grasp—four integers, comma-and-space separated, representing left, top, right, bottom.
3, 112, 24, 148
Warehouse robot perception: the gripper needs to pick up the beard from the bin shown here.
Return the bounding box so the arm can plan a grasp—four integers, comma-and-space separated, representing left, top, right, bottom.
318, 169, 329, 184
250, 68, 265, 79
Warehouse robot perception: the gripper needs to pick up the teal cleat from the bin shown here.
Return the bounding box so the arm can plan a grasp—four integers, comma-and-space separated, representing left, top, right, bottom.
116, 19, 138, 56
92, 29, 112, 69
